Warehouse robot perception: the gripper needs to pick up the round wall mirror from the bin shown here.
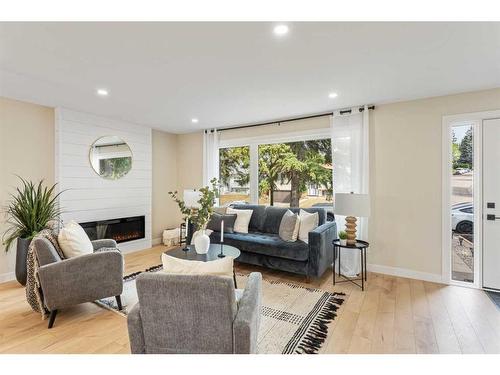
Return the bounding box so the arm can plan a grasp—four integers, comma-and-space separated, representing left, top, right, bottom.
89, 136, 132, 180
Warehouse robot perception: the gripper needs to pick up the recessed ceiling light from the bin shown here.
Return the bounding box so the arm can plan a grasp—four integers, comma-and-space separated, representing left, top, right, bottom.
328, 92, 338, 99
273, 24, 289, 36
191, 118, 199, 123
96, 88, 109, 96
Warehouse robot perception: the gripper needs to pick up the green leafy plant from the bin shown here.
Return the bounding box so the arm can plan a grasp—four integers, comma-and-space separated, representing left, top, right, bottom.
2, 177, 63, 252
338, 230, 348, 240
169, 178, 219, 231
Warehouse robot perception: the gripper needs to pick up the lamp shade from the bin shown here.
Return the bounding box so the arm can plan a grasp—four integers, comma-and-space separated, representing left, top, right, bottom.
334, 193, 370, 217
183, 190, 202, 209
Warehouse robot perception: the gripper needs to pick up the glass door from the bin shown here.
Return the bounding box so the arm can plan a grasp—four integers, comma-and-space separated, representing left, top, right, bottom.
450, 124, 474, 283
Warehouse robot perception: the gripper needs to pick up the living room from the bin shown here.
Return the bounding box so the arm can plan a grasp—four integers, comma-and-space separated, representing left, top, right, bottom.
1, 1, 500, 372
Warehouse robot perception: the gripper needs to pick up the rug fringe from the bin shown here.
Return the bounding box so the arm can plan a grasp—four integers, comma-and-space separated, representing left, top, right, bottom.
123, 264, 163, 281
291, 293, 344, 354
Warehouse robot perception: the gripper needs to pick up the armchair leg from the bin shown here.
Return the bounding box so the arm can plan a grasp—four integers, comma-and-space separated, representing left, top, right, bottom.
48, 310, 58, 329
116, 295, 123, 311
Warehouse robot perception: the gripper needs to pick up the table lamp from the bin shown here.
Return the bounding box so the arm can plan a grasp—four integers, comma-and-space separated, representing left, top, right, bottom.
183, 190, 202, 209
182, 190, 202, 250
334, 192, 370, 245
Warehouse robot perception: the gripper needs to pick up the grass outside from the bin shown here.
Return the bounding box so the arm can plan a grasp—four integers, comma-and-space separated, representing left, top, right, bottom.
219, 193, 332, 208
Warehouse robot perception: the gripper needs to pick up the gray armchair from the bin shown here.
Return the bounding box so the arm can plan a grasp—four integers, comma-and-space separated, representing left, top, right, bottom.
34, 237, 123, 328
127, 272, 262, 354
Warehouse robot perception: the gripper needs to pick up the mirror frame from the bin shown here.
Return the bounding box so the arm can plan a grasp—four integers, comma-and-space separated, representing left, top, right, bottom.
88, 135, 133, 180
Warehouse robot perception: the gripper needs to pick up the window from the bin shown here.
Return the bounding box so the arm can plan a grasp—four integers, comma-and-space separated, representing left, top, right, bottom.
450, 124, 474, 283
218, 146, 250, 206
218, 136, 333, 208
258, 139, 332, 207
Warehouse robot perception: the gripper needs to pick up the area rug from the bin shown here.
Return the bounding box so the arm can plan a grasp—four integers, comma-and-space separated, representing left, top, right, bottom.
96, 265, 344, 354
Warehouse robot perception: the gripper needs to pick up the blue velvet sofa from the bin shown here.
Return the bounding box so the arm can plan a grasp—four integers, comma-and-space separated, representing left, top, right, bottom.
209, 204, 336, 279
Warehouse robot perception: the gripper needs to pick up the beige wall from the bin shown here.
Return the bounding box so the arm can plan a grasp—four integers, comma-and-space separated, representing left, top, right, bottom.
175, 88, 500, 278
219, 115, 330, 141
176, 131, 204, 191
0, 97, 55, 279
369, 88, 500, 276
0, 98, 181, 279
152, 129, 180, 242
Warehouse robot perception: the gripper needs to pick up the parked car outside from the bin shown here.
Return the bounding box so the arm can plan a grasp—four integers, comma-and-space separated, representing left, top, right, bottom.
452, 202, 473, 234
453, 168, 471, 175
311, 202, 335, 221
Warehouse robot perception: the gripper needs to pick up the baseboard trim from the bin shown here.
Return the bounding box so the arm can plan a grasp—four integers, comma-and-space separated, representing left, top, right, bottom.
152, 237, 162, 246
0, 271, 15, 284
367, 263, 444, 284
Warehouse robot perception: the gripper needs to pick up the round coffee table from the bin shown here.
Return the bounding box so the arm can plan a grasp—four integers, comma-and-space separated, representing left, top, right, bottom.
164, 244, 241, 287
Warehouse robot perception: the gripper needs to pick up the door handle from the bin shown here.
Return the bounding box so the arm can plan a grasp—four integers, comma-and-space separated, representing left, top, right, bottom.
486, 214, 500, 221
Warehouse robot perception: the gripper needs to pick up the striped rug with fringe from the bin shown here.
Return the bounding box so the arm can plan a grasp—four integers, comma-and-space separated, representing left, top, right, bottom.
97, 265, 344, 354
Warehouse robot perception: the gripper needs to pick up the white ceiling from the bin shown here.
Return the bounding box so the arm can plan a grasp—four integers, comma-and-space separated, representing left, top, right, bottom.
1, 22, 499, 133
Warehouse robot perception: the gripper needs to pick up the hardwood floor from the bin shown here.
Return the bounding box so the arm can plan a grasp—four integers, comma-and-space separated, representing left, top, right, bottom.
1, 245, 499, 354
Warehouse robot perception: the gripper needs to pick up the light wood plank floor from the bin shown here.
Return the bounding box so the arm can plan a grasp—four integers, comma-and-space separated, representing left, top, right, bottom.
1, 245, 499, 354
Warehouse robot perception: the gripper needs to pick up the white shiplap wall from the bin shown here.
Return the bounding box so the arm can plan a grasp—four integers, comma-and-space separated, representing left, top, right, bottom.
55, 108, 152, 252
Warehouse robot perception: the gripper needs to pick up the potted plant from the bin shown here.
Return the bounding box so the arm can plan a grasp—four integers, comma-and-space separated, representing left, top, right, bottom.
2, 177, 63, 285
338, 231, 348, 246
169, 178, 219, 254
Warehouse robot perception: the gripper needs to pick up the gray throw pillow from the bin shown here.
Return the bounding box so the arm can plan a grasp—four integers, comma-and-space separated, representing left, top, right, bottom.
278, 210, 300, 242
206, 213, 237, 234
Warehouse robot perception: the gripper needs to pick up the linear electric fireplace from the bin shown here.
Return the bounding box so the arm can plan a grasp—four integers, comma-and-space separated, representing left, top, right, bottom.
80, 216, 145, 244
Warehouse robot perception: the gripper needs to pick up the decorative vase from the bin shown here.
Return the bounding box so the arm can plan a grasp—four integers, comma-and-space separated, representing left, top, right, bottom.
15, 237, 32, 286
340, 239, 347, 246
193, 230, 210, 254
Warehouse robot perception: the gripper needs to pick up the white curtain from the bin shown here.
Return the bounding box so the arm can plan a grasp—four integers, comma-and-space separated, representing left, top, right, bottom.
331, 107, 370, 277
203, 129, 219, 187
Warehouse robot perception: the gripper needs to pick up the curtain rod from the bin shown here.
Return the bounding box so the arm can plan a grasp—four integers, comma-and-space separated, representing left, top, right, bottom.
205, 106, 375, 133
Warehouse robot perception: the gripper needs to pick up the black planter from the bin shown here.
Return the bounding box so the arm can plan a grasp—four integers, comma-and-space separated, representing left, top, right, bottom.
15, 237, 32, 286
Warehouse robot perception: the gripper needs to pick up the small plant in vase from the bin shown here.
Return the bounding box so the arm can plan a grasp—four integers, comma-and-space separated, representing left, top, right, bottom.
169, 178, 219, 254
338, 231, 348, 246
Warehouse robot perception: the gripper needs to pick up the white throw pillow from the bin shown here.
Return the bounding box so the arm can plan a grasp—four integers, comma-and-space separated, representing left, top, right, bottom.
58, 220, 94, 258
226, 207, 253, 234
298, 210, 319, 244
161, 253, 234, 278
278, 209, 300, 242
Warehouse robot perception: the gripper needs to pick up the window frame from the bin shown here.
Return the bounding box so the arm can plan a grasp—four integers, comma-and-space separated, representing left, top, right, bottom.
218, 127, 332, 205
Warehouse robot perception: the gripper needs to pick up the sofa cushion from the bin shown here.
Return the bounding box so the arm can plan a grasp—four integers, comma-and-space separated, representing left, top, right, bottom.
231, 204, 266, 232
58, 220, 94, 258
278, 209, 300, 242
262, 206, 289, 234
226, 207, 253, 234
207, 213, 237, 233
289, 207, 326, 226
298, 209, 319, 244
161, 253, 234, 278
210, 231, 309, 261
